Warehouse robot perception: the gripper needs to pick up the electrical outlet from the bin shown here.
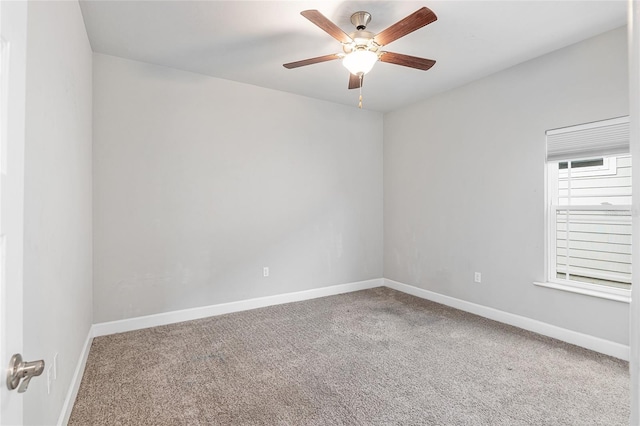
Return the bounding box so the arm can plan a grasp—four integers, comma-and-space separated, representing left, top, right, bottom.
474, 272, 482, 283
263, 267, 269, 277
53, 352, 58, 380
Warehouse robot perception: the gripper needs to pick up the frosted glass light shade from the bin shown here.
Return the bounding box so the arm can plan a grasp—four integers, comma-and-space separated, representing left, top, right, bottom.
342, 50, 378, 76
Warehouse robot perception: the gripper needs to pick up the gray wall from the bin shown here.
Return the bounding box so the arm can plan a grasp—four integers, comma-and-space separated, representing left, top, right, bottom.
23, 1, 93, 424
384, 27, 629, 345
92, 54, 383, 323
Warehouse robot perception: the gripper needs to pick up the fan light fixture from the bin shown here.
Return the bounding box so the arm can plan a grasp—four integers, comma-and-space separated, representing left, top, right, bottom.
342, 50, 378, 76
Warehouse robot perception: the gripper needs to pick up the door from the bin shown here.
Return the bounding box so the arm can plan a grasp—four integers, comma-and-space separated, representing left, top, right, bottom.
0, 1, 27, 425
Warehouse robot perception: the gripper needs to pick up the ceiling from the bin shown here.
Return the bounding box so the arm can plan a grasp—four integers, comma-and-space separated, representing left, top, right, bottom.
79, 1, 628, 112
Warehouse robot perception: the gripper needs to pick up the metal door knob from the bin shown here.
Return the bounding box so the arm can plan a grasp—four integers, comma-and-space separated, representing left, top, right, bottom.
6, 353, 44, 393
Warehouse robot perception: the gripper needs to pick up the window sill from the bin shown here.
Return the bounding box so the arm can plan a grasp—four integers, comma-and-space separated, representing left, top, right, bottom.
534, 280, 630, 303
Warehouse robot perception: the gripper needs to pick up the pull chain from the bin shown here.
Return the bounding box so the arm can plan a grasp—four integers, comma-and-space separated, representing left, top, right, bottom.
358, 74, 363, 109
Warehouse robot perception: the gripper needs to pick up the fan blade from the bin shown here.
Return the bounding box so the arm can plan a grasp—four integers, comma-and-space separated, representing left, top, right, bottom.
301, 10, 353, 44
379, 52, 436, 71
374, 7, 437, 46
348, 73, 363, 89
283, 54, 341, 69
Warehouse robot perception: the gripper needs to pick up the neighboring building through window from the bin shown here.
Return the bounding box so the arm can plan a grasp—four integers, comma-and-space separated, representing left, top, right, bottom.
544, 116, 631, 299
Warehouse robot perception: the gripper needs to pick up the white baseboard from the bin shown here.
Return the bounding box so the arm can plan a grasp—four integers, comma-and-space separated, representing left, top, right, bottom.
93, 278, 383, 337
385, 278, 629, 360
57, 329, 93, 426
91, 277, 629, 360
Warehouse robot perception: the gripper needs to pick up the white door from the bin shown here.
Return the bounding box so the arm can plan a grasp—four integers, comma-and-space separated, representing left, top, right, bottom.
0, 1, 28, 425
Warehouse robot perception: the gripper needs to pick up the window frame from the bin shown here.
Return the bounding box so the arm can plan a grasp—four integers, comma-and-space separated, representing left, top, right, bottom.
558, 157, 616, 178
537, 154, 631, 303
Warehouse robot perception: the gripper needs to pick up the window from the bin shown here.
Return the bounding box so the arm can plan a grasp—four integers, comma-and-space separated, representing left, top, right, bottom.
540, 116, 631, 301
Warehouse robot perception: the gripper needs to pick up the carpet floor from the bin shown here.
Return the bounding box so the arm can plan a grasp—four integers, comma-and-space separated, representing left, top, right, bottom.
69, 287, 629, 425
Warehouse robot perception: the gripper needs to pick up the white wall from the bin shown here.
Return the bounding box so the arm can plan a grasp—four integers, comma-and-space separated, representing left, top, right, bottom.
22, 1, 93, 425
384, 27, 629, 345
92, 54, 383, 323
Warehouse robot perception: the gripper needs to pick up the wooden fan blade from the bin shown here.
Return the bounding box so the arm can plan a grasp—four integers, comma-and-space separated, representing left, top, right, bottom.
374, 7, 437, 46
301, 10, 353, 44
283, 54, 341, 69
379, 52, 436, 71
348, 73, 363, 89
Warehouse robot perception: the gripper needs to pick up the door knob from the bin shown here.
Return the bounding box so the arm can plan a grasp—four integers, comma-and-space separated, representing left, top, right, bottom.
6, 353, 45, 393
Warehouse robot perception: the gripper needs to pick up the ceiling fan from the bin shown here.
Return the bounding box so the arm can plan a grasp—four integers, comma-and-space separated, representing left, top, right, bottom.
283, 7, 437, 107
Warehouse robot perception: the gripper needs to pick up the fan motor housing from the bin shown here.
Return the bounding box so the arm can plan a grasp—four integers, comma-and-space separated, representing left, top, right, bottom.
343, 30, 379, 54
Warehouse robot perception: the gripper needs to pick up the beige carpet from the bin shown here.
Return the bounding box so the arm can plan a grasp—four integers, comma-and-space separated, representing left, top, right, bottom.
69, 287, 629, 425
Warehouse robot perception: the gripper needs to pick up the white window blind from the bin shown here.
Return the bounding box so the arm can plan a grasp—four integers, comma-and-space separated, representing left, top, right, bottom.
546, 116, 630, 162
